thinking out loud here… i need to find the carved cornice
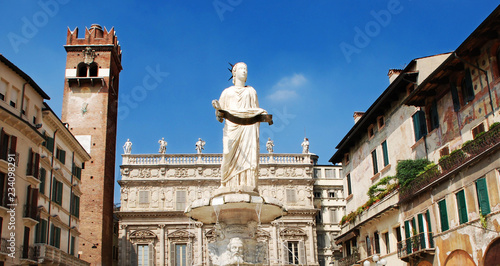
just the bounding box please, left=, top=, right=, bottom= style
left=116, top=211, right=186, bottom=219
left=168, top=230, right=195, bottom=239
left=280, top=228, right=307, bottom=237
left=130, top=230, right=156, bottom=239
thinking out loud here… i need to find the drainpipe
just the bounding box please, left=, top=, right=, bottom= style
left=68, top=152, right=75, bottom=254
left=47, top=129, right=58, bottom=244
left=19, top=83, right=27, bottom=118
left=453, top=53, right=496, bottom=117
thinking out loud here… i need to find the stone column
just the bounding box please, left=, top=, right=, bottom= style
left=308, top=221, right=316, bottom=264
left=196, top=222, right=203, bottom=265
left=159, top=224, right=165, bottom=266
left=271, top=221, right=279, bottom=264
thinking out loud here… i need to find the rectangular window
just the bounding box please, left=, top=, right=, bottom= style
left=26, top=148, right=40, bottom=178
left=456, top=190, right=468, bottom=224
left=426, top=210, right=434, bottom=248
left=0, top=130, right=17, bottom=162
left=286, top=189, right=297, bottom=203
left=325, top=169, right=335, bottom=178
left=347, top=174, right=352, bottom=195
left=366, top=235, right=372, bottom=256
left=378, top=116, right=385, bottom=129
left=0, top=80, right=6, bottom=101
left=313, top=168, right=321, bottom=178
left=417, top=213, right=426, bottom=249
left=313, top=191, right=321, bottom=198
left=176, top=191, right=186, bottom=210
left=476, top=177, right=491, bottom=215
left=429, top=100, right=439, bottom=131
left=72, top=163, right=82, bottom=180
left=139, top=191, right=150, bottom=204
left=383, top=232, right=389, bottom=254
left=381, top=141, right=389, bottom=167
left=175, top=244, right=187, bottom=266
left=70, top=236, right=75, bottom=255
left=0, top=172, right=8, bottom=208
left=438, top=199, right=449, bottom=231
left=317, top=233, right=325, bottom=248
left=39, top=168, right=46, bottom=195
left=472, top=123, right=485, bottom=139
left=330, top=208, right=337, bottom=224
left=287, top=241, right=299, bottom=265
left=10, top=88, right=18, bottom=108
left=71, top=193, right=80, bottom=218
left=462, top=68, right=475, bottom=104
left=22, top=97, right=28, bottom=116
left=22, top=227, right=30, bottom=259
left=138, top=244, right=150, bottom=266
left=412, top=110, right=427, bottom=141
left=52, top=178, right=63, bottom=205
left=50, top=224, right=61, bottom=248
left=374, top=231, right=380, bottom=254
left=35, top=219, right=48, bottom=243
left=56, top=148, right=66, bottom=164
left=328, top=192, right=335, bottom=198
left=371, top=150, right=378, bottom=175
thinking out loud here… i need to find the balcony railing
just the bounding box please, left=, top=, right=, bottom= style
left=36, top=243, right=91, bottom=266
left=0, top=238, right=8, bottom=254
left=397, top=232, right=434, bottom=260
left=122, top=153, right=316, bottom=166
left=21, top=245, right=36, bottom=261
left=399, top=124, right=500, bottom=203
left=338, top=251, right=360, bottom=266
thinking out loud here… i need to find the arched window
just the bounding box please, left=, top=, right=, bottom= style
left=89, top=63, right=98, bottom=77
left=77, top=63, right=87, bottom=77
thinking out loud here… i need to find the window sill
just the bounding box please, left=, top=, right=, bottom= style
left=380, top=164, right=391, bottom=174
left=371, top=172, right=381, bottom=182
left=346, top=194, right=353, bottom=201
left=411, top=137, right=426, bottom=150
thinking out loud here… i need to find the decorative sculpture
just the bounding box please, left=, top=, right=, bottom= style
left=123, top=139, right=132, bottom=154
left=195, top=138, right=206, bottom=154
left=212, top=62, right=272, bottom=192
left=158, top=137, right=167, bottom=154
left=301, top=137, right=309, bottom=154
left=266, top=138, right=274, bottom=153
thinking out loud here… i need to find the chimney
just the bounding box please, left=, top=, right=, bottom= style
left=353, top=112, right=365, bottom=124
left=388, top=69, right=403, bottom=84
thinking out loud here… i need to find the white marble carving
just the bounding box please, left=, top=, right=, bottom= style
left=266, top=138, right=274, bottom=153
left=158, top=137, right=167, bottom=154
left=195, top=138, right=206, bottom=154
left=123, top=139, right=132, bottom=154
left=301, top=137, right=309, bottom=154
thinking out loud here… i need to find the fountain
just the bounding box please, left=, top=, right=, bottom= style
left=185, top=62, right=286, bottom=265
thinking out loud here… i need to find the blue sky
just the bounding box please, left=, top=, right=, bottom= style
left=1, top=1, right=498, bottom=204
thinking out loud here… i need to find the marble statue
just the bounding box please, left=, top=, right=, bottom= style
left=195, top=138, right=206, bottom=154
left=123, top=139, right=132, bottom=154
left=212, top=62, right=272, bottom=192
left=266, top=138, right=274, bottom=153
left=158, top=137, right=167, bottom=154
left=301, top=138, right=309, bottom=154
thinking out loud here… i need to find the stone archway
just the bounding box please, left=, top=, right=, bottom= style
left=416, top=261, right=432, bottom=266
left=444, top=249, right=476, bottom=266
left=483, top=237, right=500, bottom=266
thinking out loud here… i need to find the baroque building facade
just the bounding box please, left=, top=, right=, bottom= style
left=117, top=151, right=344, bottom=266
left=331, top=6, right=500, bottom=266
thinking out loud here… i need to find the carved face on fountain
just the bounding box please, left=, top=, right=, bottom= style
left=229, top=237, right=244, bottom=257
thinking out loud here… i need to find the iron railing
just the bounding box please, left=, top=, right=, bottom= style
left=21, top=245, right=36, bottom=261
left=397, top=232, right=434, bottom=258
left=338, top=251, right=360, bottom=266
left=399, top=124, right=500, bottom=202
left=0, top=238, right=8, bottom=254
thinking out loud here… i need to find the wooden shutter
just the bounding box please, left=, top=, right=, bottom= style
left=41, top=219, right=47, bottom=244
left=170, top=243, right=175, bottom=266
left=298, top=240, right=305, bottom=265
left=176, top=191, right=186, bottom=210
left=347, top=174, right=352, bottom=195
left=52, top=177, right=57, bottom=202
left=450, top=83, right=461, bottom=111
left=430, top=100, right=439, bottom=130
left=60, top=149, right=66, bottom=164
left=371, top=150, right=378, bottom=175
left=425, top=210, right=434, bottom=248
left=131, top=244, right=138, bottom=265
left=382, top=141, right=389, bottom=166
left=49, top=224, right=55, bottom=245
left=417, top=213, right=425, bottom=249
left=34, top=153, right=40, bottom=179
left=404, top=220, right=411, bottom=254
left=0, top=129, right=6, bottom=158
left=438, top=199, right=449, bottom=231
left=47, top=137, right=54, bottom=153
left=27, top=148, right=33, bottom=175
left=39, top=168, right=46, bottom=194
left=31, top=189, right=38, bottom=219
left=187, top=242, right=192, bottom=266
left=456, top=190, right=468, bottom=224
left=476, top=178, right=491, bottom=215
left=57, top=181, right=63, bottom=205
left=149, top=243, right=154, bottom=266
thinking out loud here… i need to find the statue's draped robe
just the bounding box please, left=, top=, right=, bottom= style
left=219, top=86, right=266, bottom=189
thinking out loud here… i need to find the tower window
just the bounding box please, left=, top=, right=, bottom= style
left=89, top=63, right=98, bottom=77
left=77, top=63, right=87, bottom=77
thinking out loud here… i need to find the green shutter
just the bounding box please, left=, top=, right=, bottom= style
left=56, top=227, right=61, bottom=248
left=404, top=220, right=411, bottom=254
left=426, top=210, right=434, bottom=248
left=381, top=141, right=389, bottom=166
left=47, top=137, right=54, bottom=153
left=456, top=190, right=468, bottom=224
left=347, top=174, right=352, bottom=195
left=417, top=214, right=426, bottom=249
left=39, top=168, right=46, bottom=195
left=413, top=112, right=420, bottom=141
left=438, top=199, right=449, bottom=231
left=59, top=150, right=66, bottom=164
left=70, top=236, right=75, bottom=255
left=41, top=219, right=47, bottom=244
left=450, top=83, right=461, bottom=111
left=52, top=177, right=57, bottom=202
left=431, top=100, right=439, bottom=130
left=476, top=178, right=491, bottom=215
left=35, top=223, right=40, bottom=243
left=57, top=181, right=63, bottom=205
left=50, top=224, right=55, bottom=246
left=371, top=150, right=378, bottom=174
left=418, top=110, right=427, bottom=138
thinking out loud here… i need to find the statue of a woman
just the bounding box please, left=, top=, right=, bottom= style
left=212, top=62, right=272, bottom=193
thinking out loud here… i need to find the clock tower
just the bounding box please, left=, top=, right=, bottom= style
left=61, top=24, right=121, bottom=266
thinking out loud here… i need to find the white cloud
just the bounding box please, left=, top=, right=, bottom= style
left=267, top=73, right=307, bottom=101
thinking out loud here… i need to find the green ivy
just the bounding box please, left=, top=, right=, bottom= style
left=396, top=159, right=431, bottom=187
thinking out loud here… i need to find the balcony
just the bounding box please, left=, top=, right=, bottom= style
left=23, top=204, right=39, bottom=225
left=21, top=245, right=36, bottom=263
left=397, top=232, right=435, bottom=261
left=339, top=251, right=360, bottom=266
left=399, top=124, right=500, bottom=203
left=0, top=238, right=8, bottom=255
left=36, top=243, right=90, bottom=266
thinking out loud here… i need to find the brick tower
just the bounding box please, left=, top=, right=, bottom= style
left=61, top=24, right=121, bottom=266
